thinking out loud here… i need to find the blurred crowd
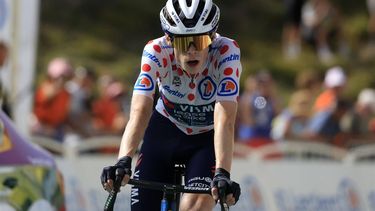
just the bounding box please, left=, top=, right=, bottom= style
left=282, top=0, right=374, bottom=62
left=236, top=67, right=375, bottom=150
left=30, top=57, right=130, bottom=143
left=0, top=0, right=374, bottom=154
left=28, top=57, right=375, bottom=153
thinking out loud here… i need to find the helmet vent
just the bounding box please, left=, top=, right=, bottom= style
left=163, top=7, right=177, bottom=27
left=203, top=5, right=216, bottom=26
left=173, top=0, right=182, bottom=17
left=183, top=0, right=205, bottom=28
left=160, top=0, right=220, bottom=35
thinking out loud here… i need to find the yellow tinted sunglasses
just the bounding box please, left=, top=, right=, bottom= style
left=172, top=34, right=212, bottom=52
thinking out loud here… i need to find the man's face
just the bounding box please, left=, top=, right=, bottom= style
left=174, top=44, right=209, bottom=74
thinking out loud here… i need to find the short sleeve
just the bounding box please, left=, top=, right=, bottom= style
left=132, top=42, right=161, bottom=99
left=216, top=39, right=242, bottom=102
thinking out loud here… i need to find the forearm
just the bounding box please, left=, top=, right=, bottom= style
left=214, top=123, right=234, bottom=171
left=214, top=101, right=237, bottom=172
left=118, top=95, right=153, bottom=159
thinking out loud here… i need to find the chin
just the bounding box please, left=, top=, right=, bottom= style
left=183, top=64, right=202, bottom=73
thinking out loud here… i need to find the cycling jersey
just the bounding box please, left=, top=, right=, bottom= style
left=133, top=34, right=242, bottom=135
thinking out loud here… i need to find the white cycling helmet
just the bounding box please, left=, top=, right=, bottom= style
left=160, top=0, right=220, bottom=36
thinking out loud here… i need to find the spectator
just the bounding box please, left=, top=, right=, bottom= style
left=304, top=99, right=351, bottom=147
left=272, top=89, right=313, bottom=141
left=362, top=0, right=375, bottom=58
left=0, top=41, right=7, bottom=67
left=237, top=71, right=280, bottom=147
left=301, top=0, right=348, bottom=63
left=97, top=73, right=115, bottom=96
left=370, top=118, right=375, bottom=133
left=295, top=69, right=322, bottom=96
left=282, top=0, right=306, bottom=59
left=65, top=66, right=97, bottom=137
left=31, top=57, right=73, bottom=142
left=236, top=75, right=256, bottom=139
left=91, top=80, right=128, bottom=136
left=284, top=90, right=313, bottom=139
left=313, top=66, right=346, bottom=113
left=368, top=0, right=375, bottom=49
left=343, top=88, right=375, bottom=147
left=0, top=41, right=12, bottom=117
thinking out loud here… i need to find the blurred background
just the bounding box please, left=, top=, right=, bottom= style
left=36, top=0, right=374, bottom=96
left=1, top=0, right=375, bottom=210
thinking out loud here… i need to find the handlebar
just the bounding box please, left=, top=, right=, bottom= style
left=128, top=179, right=211, bottom=194
left=104, top=177, right=229, bottom=211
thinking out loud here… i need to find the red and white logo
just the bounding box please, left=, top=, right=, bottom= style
left=134, top=73, right=154, bottom=91
left=218, top=78, right=238, bottom=96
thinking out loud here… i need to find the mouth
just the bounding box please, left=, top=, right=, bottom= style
left=186, top=60, right=199, bottom=67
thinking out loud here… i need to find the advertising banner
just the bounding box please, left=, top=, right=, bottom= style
left=55, top=155, right=375, bottom=211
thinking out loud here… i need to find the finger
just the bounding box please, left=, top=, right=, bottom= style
left=226, top=194, right=235, bottom=206
left=121, top=174, right=131, bottom=186
left=100, top=170, right=107, bottom=184
left=103, top=183, right=112, bottom=193
left=103, top=183, right=108, bottom=191
left=106, top=169, right=112, bottom=185
left=211, top=187, right=219, bottom=201
left=106, top=179, right=114, bottom=191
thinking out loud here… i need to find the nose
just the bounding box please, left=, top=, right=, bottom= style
left=185, top=42, right=197, bottom=54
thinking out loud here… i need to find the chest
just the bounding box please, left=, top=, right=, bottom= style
left=159, top=63, right=221, bottom=103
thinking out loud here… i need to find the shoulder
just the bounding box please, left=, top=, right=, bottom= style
left=211, top=35, right=241, bottom=53
left=210, top=35, right=241, bottom=67
left=143, top=36, right=172, bottom=53
left=141, top=36, right=172, bottom=69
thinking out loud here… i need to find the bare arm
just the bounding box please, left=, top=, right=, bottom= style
left=118, top=94, right=154, bottom=159
left=214, top=101, right=237, bottom=171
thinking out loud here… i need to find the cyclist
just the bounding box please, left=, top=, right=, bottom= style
left=101, top=0, right=241, bottom=210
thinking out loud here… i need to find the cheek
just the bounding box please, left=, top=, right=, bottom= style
left=198, top=48, right=209, bottom=61
left=174, top=51, right=184, bottom=63
left=201, top=51, right=208, bottom=61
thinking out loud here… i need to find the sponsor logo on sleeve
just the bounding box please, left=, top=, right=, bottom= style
left=218, top=78, right=238, bottom=96
left=198, top=77, right=217, bottom=100
left=142, top=50, right=162, bottom=68
left=218, top=54, right=240, bottom=68
left=134, top=73, right=154, bottom=91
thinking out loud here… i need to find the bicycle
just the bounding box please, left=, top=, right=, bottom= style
left=104, top=164, right=230, bottom=211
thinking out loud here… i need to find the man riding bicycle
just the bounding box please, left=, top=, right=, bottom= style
left=101, top=0, right=241, bottom=210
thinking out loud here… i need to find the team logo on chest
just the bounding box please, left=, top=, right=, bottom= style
left=134, top=73, right=154, bottom=91
left=198, top=77, right=216, bottom=100
left=172, top=76, right=181, bottom=87
left=218, top=77, right=238, bottom=96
